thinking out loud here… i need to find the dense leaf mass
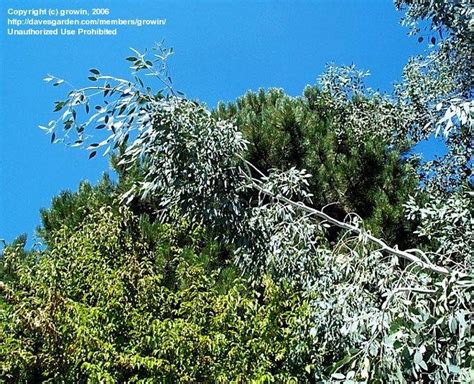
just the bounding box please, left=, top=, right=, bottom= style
left=1, top=1, right=473, bottom=382
left=214, top=87, right=420, bottom=246
left=2, top=184, right=314, bottom=382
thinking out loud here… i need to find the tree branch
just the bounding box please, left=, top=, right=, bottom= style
left=238, top=158, right=467, bottom=278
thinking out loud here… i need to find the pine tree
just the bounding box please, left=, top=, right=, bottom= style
left=214, top=87, right=421, bottom=247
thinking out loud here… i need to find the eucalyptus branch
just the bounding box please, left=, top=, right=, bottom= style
left=257, top=185, right=465, bottom=277
left=237, top=157, right=467, bottom=279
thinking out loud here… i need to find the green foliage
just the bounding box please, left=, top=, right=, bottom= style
left=405, top=186, right=474, bottom=268
left=1, top=2, right=472, bottom=383
left=38, top=174, right=115, bottom=246
left=395, top=0, right=472, bottom=192
left=24, top=30, right=471, bottom=380
left=1, top=198, right=314, bottom=382
left=213, top=87, right=420, bottom=246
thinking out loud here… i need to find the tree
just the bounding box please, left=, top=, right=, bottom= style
left=394, top=0, right=473, bottom=193
left=1, top=1, right=472, bottom=381
left=213, top=86, right=421, bottom=247
left=2, top=192, right=315, bottom=382
left=27, top=39, right=470, bottom=381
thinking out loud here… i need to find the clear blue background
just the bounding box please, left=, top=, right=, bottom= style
left=1, top=0, right=428, bottom=244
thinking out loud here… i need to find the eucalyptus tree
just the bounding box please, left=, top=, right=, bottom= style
left=4, top=1, right=470, bottom=381
left=33, top=34, right=472, bottom=380
left=394, top=0, right=472, bottom=192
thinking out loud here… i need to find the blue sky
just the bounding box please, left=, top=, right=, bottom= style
left=1, top=0, right=427, bottom=244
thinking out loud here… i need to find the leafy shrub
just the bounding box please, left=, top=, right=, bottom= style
left=1, top=198, right=315, bottom=382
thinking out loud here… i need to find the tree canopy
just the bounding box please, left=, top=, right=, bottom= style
left=1, top=1, right=472, bottom=382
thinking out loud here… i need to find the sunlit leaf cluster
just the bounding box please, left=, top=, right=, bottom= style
left=1, top=2, right=472, bottom=383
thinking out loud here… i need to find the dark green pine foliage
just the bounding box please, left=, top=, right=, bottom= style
left=38, top=152, right=155, bottom=248
left=214, top=87, right=420, bottom=247
left=37, top=174, right=116, bottom=247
